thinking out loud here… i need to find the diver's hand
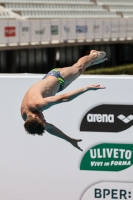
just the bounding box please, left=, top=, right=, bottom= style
left=69, top=138, right=83, bottom=151
left=87, top=84, right=106, bottom=90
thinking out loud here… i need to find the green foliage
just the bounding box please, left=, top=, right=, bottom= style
left=83, top=64, right=133, bottom=75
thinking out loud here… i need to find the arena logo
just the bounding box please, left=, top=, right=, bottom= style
left=80, top=104, right=133, bottom=132
left=117, top=114, right=133, bottom=123
left=87, top=114, right=114, bottom=123
left=81, top=182, right=133, bottom=200
left=80, top=143, right=133, bottom=172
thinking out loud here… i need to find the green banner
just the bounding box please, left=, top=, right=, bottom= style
left=51, top=25, right=58, bottom=35
left=80, top=143, right=133, bottom=172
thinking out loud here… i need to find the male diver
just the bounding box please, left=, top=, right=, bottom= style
left=21, top=50, right=107, bottom=151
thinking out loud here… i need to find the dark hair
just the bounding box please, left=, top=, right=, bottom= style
left=24, top=116, right=45, bottom=136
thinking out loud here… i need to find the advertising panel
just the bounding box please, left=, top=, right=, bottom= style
left=67, top=18, right=76, bottom=40
left=60, top=19, right=68, bottom=41
left=76, top=19, right=87, bottom=40
left=0, top=75, right=133, bottom=200
left=81, top=182, right=133, bottom=200
left=0, top=18, right=133, bottom=46
left=19, top=20, right=30, bottom=43
left=111, top=19, right=119, bottom=39
left=119, top=19, right=126, bottom=38
left=80, top=143, right=133, bottom=171
left=86, top=19, right=94, bottom=40
left=103, top=19, right=111, bottom=39
left=126, top=19, right=133, bottom=38
left=80, top=104, right=133, bottom=132
left=7, top=20, right=19, bottom=44
left=40, top=19, right=51, bottom=43
left=0, top=20, right=8, bottom=44
left=93, top=19, right=103, bottom=39
left=50, top=19, right=60, bottom=41
left=30, top=20, right=41, bottom=43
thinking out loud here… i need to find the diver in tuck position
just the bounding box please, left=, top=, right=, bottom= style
left=21, top=50, right=107, bottom=151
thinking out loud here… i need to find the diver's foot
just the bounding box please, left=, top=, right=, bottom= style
left=90, top=50, right=107, bottom=66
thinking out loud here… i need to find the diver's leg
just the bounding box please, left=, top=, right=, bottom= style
left=59, top=50, right=107, bottom=85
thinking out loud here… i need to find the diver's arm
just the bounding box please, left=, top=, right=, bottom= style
left=45, top=122, right=83, bottom=151
left=36, top=84, right=105, bottom=111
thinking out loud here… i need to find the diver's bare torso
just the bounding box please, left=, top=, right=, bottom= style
left=21, top=75, right=61, bottom=119
left=21, top=64, right=83, bottom=118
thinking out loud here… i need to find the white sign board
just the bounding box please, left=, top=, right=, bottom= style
left=19, top=20, right=30, bottom=43
left=86, top=19, right=94, bottom=40
left=103, top=19, right=111, bottom=39
left=0, top=20, right=8, bottom=44
left=30, top=20, right=41, bottom=43
left=126, top=19, right=133, bottom=38
left=119, top=19, right=126, bottom=38
left=61, top=19, right=68, bottom=41
left=111, top=19, right=119, bottom=39
left=40, top=19, right=51, bottom=43
left=7, top=20, right=19, bottom=44
left=0, top=75, right=133, bottom=200
left=67, top=19, right=76, bottom=40
left=0, top=18, right=133, bottom=45
left=76, top=19, right=87, bottom=40
left=81, top=182, right=133, bottom=200
left=50, top=19, right=60, bottom=41
left=94, top=19, right=103, bottom=39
